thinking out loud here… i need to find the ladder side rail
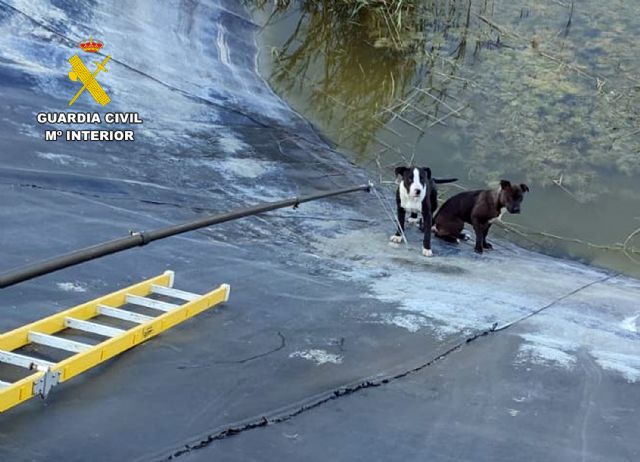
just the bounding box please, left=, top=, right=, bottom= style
left=54, top=284, right=229, bottom=382
left=0, top=272, right=174, bottom=352
left=0, top=278, right=228, bottom=413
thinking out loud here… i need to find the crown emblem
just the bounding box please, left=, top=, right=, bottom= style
left=79, top=37, right=103, bottom=53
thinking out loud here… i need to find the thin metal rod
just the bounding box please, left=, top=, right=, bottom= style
left=0, top=184, right=370, bottom=289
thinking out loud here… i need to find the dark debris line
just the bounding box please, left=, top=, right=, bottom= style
left=145, top=273, right=615, bottom=461
left=176, top=332, right=287, bottom=369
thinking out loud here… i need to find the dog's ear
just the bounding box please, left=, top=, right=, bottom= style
left=422, top=167, right=432, bottom=179
left=520, top=183, right=530, bottom=193
left=395, top=166, right=408, bottom=178
left=500, top=180, right=512, bottom=190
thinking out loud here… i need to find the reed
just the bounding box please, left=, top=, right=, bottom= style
left=249, top=0, right=422, bottom=51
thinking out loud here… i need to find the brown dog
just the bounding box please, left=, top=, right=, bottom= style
left=433, top=180, right=529, bottom=253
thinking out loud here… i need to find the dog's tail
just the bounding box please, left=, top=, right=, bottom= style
left=434, top=177, right=458, bottom=184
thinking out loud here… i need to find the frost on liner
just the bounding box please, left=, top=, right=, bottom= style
left=289, top=349, right=343, bottom=365
left=314, top=229, right=640, bottom=383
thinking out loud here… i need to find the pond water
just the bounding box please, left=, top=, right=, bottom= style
left=250, top=0, right=639, bottom=278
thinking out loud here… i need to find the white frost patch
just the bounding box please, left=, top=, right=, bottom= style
left=517, top=344, right=576, bottom=369
left=216, top=24, right=232, bottom=67
left=36, top=152, right=95, bottom=167
left=507, top=409, right=520, bottom=417
left=516, top=333, right=578, bottom=369
left=517, top=302, right=640, bottom=381
left=57, top=282, right=87, bottom=293
left=37, top=152, right=73, bottom=164
left=371, top=313, right=433, bottom=333
left=314, top=230, right=546, bottom=337
left=519, top=333, right=580, bottom=351
left=11, top=0, right=69, bottom=23
left=218, top=157, right=274, bottom=178
left=620, top=314, right=638, bottom=333
left=593, top=351, right=640, bottom=383
left=312, top=228, right=640, bottom=382
left=289, top=349, right=343, bottom=365
left=218, top=133, right=248, bottom=154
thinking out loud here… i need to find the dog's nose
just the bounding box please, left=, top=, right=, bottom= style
left=414, top=189, right=421, bottom=195
left=512, top=207, right=521, bottom=214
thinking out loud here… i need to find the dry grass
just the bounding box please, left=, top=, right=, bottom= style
left=249, top=0, right=422, bottom=51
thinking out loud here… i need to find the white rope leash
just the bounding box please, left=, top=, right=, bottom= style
left=370, top=181, right=410, bottom=249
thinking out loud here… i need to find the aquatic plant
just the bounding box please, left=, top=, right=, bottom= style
left=250, top=0, right=424, bottom=51
left=251, top=0, right=639, bottom=198
left=249, top=0, right=640, bottom=274
left=249, top=0, right=431, bottom=155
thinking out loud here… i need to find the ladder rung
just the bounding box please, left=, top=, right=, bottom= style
left=126, top=295, right=178, bottom=312
left=151, top=284, right=199, bottom=302
left=28, top=332, right=91, bottom=353
left=64, top=317, right=125, bottom=338
left=0, top=272, right=229, bottom=414
left=97, top=305, right=154, bottom=324
left=0, top=349, right=55, bottom=369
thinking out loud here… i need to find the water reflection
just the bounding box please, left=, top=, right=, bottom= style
left=252, top=0, right=640, bottom=276
left=268, top=2, right=417, bottom=154
left=258, top=0, right=501, bottom=157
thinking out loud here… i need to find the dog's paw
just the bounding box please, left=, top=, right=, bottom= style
left=389, top=234, right=404, bottom=244
left=422, top=248, right=433, bottom=257
left=408, top=216, right=419, bottom=225
left=474, top=247, right=483, bottom=254
left=483, top=242, right=493, bottom=250
left=460, top=233, right=470, bottom=241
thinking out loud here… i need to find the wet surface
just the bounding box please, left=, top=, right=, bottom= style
left=0, top=1, right=638, bottom=461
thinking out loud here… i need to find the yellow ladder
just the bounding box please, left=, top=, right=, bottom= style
left=0, top=271, right=230, bottom=413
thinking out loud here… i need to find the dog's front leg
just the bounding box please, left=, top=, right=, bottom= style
left=421, top=200, right=433, bottom=257
left=390, top=206, right=406, bottom=243
left=472, top=219, right=486, bottom=253
left=482, top=224, right=493, bottom=249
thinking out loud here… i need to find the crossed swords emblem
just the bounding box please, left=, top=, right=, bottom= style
left=68, top=54, right=112, bottom=107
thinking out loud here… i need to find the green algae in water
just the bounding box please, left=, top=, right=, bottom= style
left=250, top=0, right=640, bottom=276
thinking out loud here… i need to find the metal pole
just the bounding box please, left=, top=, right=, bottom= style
left=0, top=184, right=370, bottom=289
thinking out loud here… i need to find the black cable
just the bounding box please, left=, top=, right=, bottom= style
left=0, top=184, right=371, bottom=289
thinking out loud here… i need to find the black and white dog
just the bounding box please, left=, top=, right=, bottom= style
left=390, top=166, right=457, bottom=257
